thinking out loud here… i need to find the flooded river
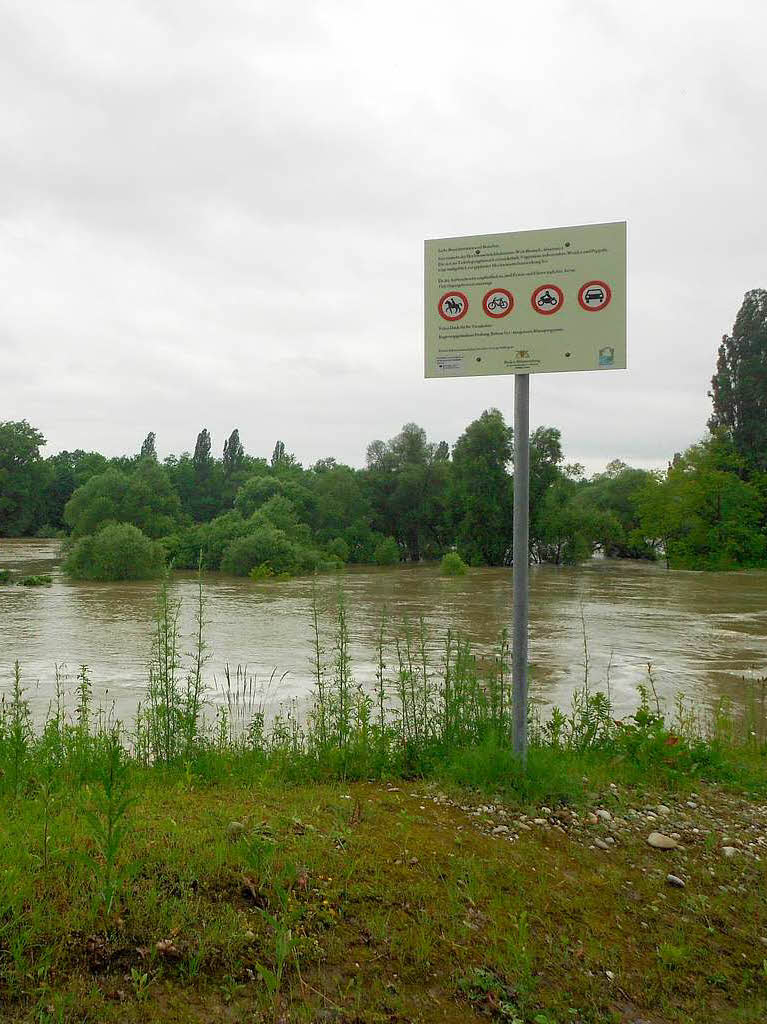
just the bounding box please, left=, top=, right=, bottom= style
left=1, top=539, right=766, bottom=727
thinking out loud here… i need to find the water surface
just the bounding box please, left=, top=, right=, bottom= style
left=1, top=539, right=765, bottom=726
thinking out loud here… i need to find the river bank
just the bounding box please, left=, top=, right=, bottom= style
left=2, top=758, right=766, bottom=1023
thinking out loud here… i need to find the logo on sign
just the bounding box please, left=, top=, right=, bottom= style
left=598, top=346, right=614, bottom=367
left=578, top=280, right=612, bottom=312
left=531, top=284, right=564, bottom=315
left=482, top=288, right=514, bottom=318
left=438, top=291, right=468, bottom=321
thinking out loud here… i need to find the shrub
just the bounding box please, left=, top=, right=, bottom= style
left=34, top=524, right=63, bottom=539
left=221, top=526, right=298, bottom=576
left=64, top=523, right=165, bottom=581
left=441, top=552, right=468, bottom=576
left=373, top=537, right=400, bottom=566
left=326, top=537, right=350, bottom=563
left=17, top=574, right=53, bottom=586
left=0, top=568, right=11, bottom=583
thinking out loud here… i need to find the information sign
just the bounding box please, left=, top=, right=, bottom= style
left=425, top=221, right=626, bottom=377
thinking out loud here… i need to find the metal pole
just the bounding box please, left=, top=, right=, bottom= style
left=512, top=372, right=530, bottom=763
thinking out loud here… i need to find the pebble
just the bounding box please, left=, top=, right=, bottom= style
left=596, top=809, right=612, bottom=822
left=492, top=825, right=510, bottom=836
left=666, top=874, right=685, bottom=888
left=226, top=821, right=246, bottom=840
left=594, top=839, right=610, bottom=850
left=533, top=818, right=547, bottom=826
left=686, top=801, right=698, bottom=809
left=722, top=846, right=738, bottom=858
left=657, top=805, right=671, bottom=816
left=647, top=832, right=679, bottom=850
left=586, top=813, right=598, bottom=825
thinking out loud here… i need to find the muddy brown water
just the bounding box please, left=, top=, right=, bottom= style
left=1, top=539, right=766, bottom=728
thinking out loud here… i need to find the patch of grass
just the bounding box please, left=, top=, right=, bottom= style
left=1, top=775, right=766, bottom=1023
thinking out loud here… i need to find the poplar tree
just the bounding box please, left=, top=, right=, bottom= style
left=708, top=288, right=767, bottom=472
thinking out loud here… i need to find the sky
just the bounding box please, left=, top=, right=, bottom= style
left=1, top=0, right=765, bottom=476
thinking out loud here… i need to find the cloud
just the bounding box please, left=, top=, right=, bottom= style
left=0, top=0, right=764, bottom=471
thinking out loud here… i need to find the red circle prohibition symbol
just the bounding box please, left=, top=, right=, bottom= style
left=482, top=288, right=514, bottom=318
left=438, top=291, right=469, bottom=321
left=578, top=280, right=612, bottom=312
left=531, top=284, right=564, bottom=315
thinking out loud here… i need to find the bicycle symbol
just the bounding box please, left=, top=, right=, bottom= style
left=537, top=289, right=559, bottom=307
left=487, top=295, right=508, bottom=311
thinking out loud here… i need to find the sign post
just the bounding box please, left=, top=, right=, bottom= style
left=425, top=221, right=627, bottom=763
left=511, top=372, right=530, bottom=762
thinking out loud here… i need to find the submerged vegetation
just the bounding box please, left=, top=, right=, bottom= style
left=0, top=575, right=766, bottom=1021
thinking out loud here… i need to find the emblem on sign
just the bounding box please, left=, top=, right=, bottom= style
left=438, top=291, right=468, bottom=321
left=598, top=346, right=615, bottom=366
left=531, top=284, right=564, bottom=315
left=482, top=288, right=514, bottom=318
left=578, top=280, right=612, bottom=312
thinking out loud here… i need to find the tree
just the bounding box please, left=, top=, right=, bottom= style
left=635, top=435, right=766, bottom=569
left=41, top=450, right=109, bottom=530
left=222, top=429, right=244, bottom=475
left=140, top=432, right=157, bottom=461
left=270, top=440, right=299, bottom=473
left=0, top=420, right=47, bottom=536
left=708, top=288, right=767, bottom=472
left=580, top=461, right=657, bottom=558
left=63, top=464, right=182, bottom=539
left=365, top=423, right=452, bottom=561
left=452, top=409, right=513, bottom=565
left=193, top=428, right=212, bottom=474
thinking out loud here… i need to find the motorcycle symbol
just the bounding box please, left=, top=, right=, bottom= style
left=536, top=289, right=559, bottom=307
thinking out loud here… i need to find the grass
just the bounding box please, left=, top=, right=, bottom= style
left=1, top=573, right=766, bottom=1022
left=1, top=773, right=766, bottom=1023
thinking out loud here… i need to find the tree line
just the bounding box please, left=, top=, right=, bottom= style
left=0, top=289, right=765, bottom=576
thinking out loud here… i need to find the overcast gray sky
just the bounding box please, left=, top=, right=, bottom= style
left=1, top=0, right=764, bottom=474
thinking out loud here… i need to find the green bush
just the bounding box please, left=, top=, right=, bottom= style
left=63, top=523, right=165, bottom=581
left=441, top=551, right=468, bottom=576
left=221, top=525, right=298, bottom=576
left=373, top=537, right=400, bottom=566
left=326, top=537, right=350, bottom=563
left=17, top=574, right=52, bottom=586
left=0, top=568, right=11, bottom=583
left=34, top=524, right=63, bottom=539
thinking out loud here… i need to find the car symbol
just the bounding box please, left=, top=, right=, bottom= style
left=584, top=288, right=604, bottom=304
